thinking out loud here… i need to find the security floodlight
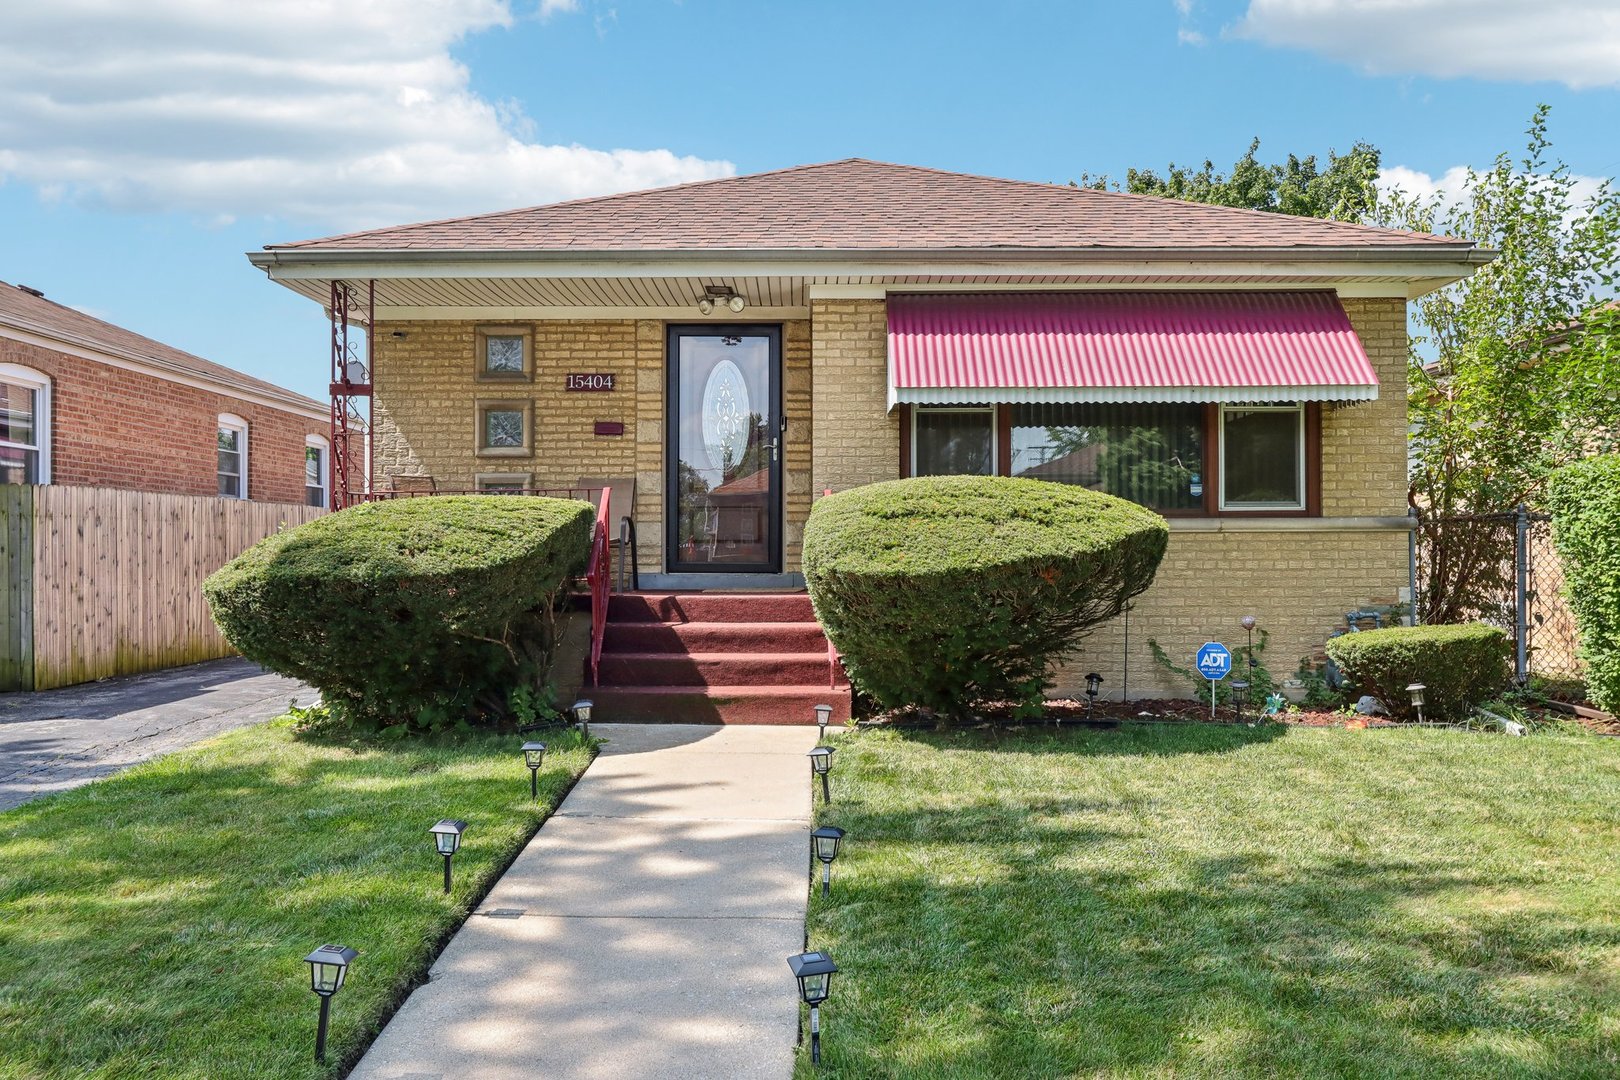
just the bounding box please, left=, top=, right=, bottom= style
left=727, top=294, right=746, bottom=313
left=1084, top=672, right=1102, bottom=713
left=697, top=298, right=715, bottom=315
left=787, top=950, right=839, bottom=1064
left=810, top=825, right=845, bottom=897
left=429, top=819, right=467, bottom=893
left=303, top=944, right=357, bottom=1062
left=522, top=741, right=547, bottom=800
left=1406, top=683, right=1426, bottom=725
left=814, top=703, right=833, bottom=738
left=573, top=699, right=593, bottom=738
left=808, top=746, right=835, bottom=803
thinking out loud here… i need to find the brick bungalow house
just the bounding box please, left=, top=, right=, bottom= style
left=0, top=280, right=334, bottom=505
left=249, top=160, right=1488, bottom=714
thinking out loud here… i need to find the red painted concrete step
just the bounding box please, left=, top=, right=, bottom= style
left=603, top=620, right=830, bottom=653
left=597, top=651, right=843, bottom=689
left=589, top=591, right=849, bottom=724
left=590, top=685, right=852, bottom=725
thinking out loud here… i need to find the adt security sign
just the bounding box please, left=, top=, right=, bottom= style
left=1196, top=642, right=1232, bottom=681
left=1196, top=642, right=1232, bottom=721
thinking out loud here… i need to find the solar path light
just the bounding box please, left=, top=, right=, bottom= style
left=810, top=825, right=845, bottom=897
left=1084, top=672, right=1102, bottom=714
left=522, top=741, right=547, bottom=801
left=303, top=944, right=357, bottom=1063
left=1406, top=683, right=1427, bottom=725
left=814, top=703, right=833, bottom=739
left=1232, top=680, right=1250, bottom=724
left=572, top=699, right=593, bottom=738
left=808, top=746, right=835, bottom=804
left=430, top=819, right=466, bottom=893
left=787, top=950, right=839, bottom=1065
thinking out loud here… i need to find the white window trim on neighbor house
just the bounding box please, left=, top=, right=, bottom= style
left=218, top=413, right=249, bottom=500
left=0, top=362, right=51, bottom=484
left=305, top=433, right=329, bottom=508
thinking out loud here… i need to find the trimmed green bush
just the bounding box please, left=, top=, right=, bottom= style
left=205, top=496, right=594, bottom=732
left=802, top=476, right=1168, bottom=719
left=1323, top=623, right=1509, bottom=721
left=1548, top=455, right=1620, bottom=711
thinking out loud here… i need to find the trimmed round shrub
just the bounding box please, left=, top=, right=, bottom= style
left=1323, top=623, right=1509, bottom=721
left=802, top=475, right=1168, bottom=718
left=1548, top=456, right=1620, bottom=710
left=204, top=496, right=594, bottom=733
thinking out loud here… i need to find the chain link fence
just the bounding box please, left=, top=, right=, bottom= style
left=1412, top=507, right=1583, bottom=691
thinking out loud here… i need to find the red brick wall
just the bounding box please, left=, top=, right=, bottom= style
left=1, top=337, right=328, bottom=504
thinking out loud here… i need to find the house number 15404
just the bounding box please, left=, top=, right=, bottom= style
left=565, top=373, right=615, bottom=391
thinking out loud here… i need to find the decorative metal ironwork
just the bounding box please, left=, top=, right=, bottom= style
left=328, top=280, right=374, bottom=509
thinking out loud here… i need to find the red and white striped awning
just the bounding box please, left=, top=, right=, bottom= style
left=886, top=291, right=1380, bottom=407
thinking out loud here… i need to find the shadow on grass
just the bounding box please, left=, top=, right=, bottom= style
left=880, top=718, right=1289, bottom=758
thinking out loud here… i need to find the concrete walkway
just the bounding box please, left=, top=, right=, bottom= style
left=350, top=723, right=820, bottom=1080
left=0, top=658, right=309, bottom=812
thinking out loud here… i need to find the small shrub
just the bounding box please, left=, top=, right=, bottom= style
left=802, top=475, right=1168, bottom=720
left=1548, top=456, right=1620, bottom=712
left=1323, top=623, right=1509, bottom=721
left=205, top=496, right=594, bottom=733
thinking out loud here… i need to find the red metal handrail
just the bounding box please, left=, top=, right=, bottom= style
left=352, top=486, right=613, bottom=686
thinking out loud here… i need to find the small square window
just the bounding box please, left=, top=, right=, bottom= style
left=1220, top=404, right=1304, bottom=510
left=476, top=400, right=531, bottom=457
left=476, top=326, right=531, bottom=381
left=477, top=472, right=532, bottom=494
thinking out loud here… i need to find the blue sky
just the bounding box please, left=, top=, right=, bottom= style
left=2, top=0, right=1617, bottom=401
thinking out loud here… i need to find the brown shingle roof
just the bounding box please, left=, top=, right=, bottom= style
left=0, top=281, right=325, bottom=415
left=268, top=158, right=1469, bottom=255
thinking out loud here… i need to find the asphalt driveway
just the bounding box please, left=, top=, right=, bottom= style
left=0, top=658, right=310, bottom=812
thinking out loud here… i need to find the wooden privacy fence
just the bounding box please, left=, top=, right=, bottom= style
left=0, top=486, right=325, bottom=692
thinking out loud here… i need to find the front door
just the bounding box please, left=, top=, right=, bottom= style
left=666, top=326, right=783, bottom=573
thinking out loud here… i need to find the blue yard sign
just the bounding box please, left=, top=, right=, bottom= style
left=1196, top=642, right=1231, bottom=721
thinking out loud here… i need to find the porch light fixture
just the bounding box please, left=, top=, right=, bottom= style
left=573, top=699, right=593, bottom=738
left=1084, top=672, right=1102, bottom=713
left=814, top=703, right=833, bottom=739
left=1406, top=683, right=1426, bottom=725
left=697, top=284, right=746, bottom=315
left=303, top=943, right=357, bottom=1063
left=788, top=950, right=838, bottom=1065
left=430, top=819, right=467, bottom=893
left=1232, top=680, right=1250, bottom=724
left=810, top=825, right=845, bottom=897
left=808, top=746, right=835, bottom=804
left=521, top=741, right=547, bottom=800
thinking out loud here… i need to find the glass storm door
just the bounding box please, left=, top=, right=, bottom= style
left=666, top=326, right=783, bottom=573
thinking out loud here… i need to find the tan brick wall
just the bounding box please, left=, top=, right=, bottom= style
left=1052, top=526, right=1408, bottom=700
left=810, top=299, right=897, bottom=496
left=375, top=318, right=812, bottom=575
left=1324, top=297, right=1409, bottom=517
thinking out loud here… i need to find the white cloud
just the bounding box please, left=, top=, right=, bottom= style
left=1234, top=0, right=1620, bottom=89
left=0, top=1, right=733, bottom=229
left=1378, top=164, right=1610, bottom=226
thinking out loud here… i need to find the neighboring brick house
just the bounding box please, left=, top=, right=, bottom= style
left=251, top=159, right=1491, bottom=705
left=0, top=280, right=333, bottom=505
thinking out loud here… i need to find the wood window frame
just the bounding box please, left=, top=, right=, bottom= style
left=1217, top=402, right=1320, bottom=515
left=906, top=404, right=999, bottom=477
left=899, top=400, right=1322, bottom=517
left=474, top=325, right=533, bottom=383
left=475, top=398, right=533, bottom=458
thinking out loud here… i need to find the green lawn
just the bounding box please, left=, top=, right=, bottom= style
left=803, top=723, right=1620, bottom=1078
left=0, top=717, right=593, bottom=1079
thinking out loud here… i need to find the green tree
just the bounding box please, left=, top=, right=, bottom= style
left=1075, top=138, right=1381, bottom=222
left=1378, top=106, right=1620, bottom=622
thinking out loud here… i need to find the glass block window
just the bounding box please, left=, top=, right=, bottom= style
left=485, top=335, right=525, bottom=375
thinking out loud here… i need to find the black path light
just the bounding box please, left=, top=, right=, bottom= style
left=522, top=741, right=547, bottom=801
left=430, top=819, right=467, bottom=893
left=810, top=825, right=845, bottom=897
left=303, top=943, right=357, bottom=1063
left=1084, top=672, right=1102, bottom=715
left=1407, top=683, right=1427, bottom=725
left=573, top=699, right=593, bottom=738
left=808, top=746, right=835, bottom=804
left=814, top=703, right=833, bottom=740
left=1232, top=680, right=1250, bottom=724
left=788, top=950, right=839, bottom=1065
